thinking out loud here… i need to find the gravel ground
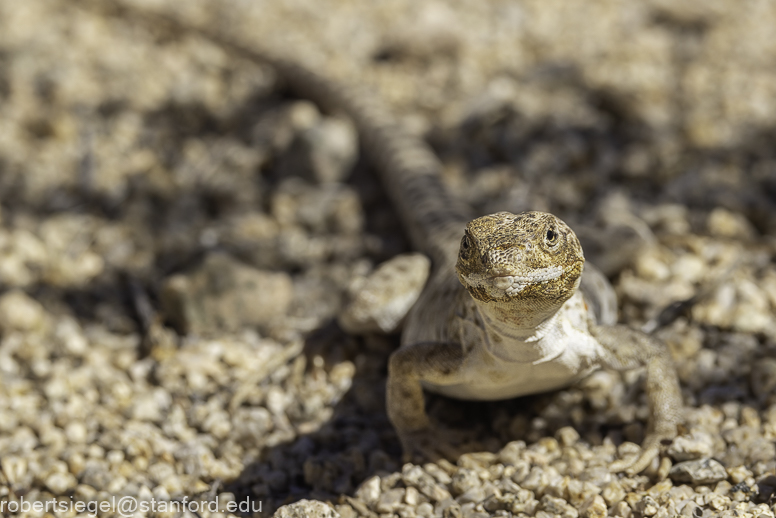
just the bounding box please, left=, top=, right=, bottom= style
left=1, top=0, right=776, bottom=517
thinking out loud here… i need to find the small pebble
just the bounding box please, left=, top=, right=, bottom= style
left=670, top=458, right=728, bottom=485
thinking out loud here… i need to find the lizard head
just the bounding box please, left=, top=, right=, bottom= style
left=455, top=211, right=584, bottom=305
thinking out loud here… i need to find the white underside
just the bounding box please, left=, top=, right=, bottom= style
left=422, top=291, right=603, bottom=400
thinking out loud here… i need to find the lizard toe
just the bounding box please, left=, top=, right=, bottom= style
left=612, top=425, right=678, bottom=474
left=609, top=447, right=659, bottom=474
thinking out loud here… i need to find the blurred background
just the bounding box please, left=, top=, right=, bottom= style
left=0, top=0, right=775, bottom=516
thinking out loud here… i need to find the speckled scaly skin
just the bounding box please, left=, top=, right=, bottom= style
left=83, top=0, right=682, bottom=473
left=391, top=211, right=681, bottom=473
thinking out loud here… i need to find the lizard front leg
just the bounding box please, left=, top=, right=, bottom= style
left=387, top=341, right=467, bottom=463
left=590, top=324, right=682, bottom=473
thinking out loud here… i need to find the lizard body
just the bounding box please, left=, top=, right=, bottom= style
left=82, top=0, right=682, bottom=473
left=419, top=288, right=601, bottom=401
left=392, top=211, right=680, bottom=472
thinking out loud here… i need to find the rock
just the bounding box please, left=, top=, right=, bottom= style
left=555, top=426, right=581, bottom=447
left=276, top=113, right=358, bottom=185
left=39, top=215, right=105, bottom=287
left=632, top=495, right=658, bottom=517
left=302, top=118, right=358, bottom=184
left=131, top=389, right=171, bottom=423
left=457, top=485, right=486, bottom=504
left=402, top=464, right=452, bottom=502
left=580, top=495, right=607, bottom=518
left=540, top=494, right=578, bottom=518
left=376, top=2, right=462, bottom=63
left=375, top=488, right=405, bottom=513
left=338, top=253, right=430, bottom=334
left=161, top=252, right=293, bottom=334
left=0, top=229, right=47, bottom=288
left=498, top=441, right=527, bottom=466
left=707, top=208, right=755, bottom=239
left=1, top=456, right=27, bottom=485
left=45, top=471, right=77, bottom=493
left=601, top=481, right=626, bottom=506
left=451, top=468, right=481, bottom=496
left=354, top=475, right=381, bottom=505
left=274, top=499, right=340, bottom=518
left=482, top=492, right=514, bottom=511
left=667, top=431, right=714, bottom=461
left=64, top=422, right=88, bottom=443
left=669, top=458, right=728, bottom=485
left=404, top=486, right=420, bottom=505
left=0, top=290, right=48, bottom=332
left=271, top=179, right=364, bottom=235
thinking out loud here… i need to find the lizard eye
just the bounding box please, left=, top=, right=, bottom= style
left=546, top=228, right=558, bottom=245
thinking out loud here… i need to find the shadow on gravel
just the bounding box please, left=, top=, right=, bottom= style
left=222, top=322, right=401, bottom=512
left=220, top=321, right=547, bottom=514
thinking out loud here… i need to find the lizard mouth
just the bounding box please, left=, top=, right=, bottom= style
left=489, top=266, right=564, bottom=296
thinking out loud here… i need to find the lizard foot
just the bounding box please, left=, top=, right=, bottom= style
left=609, top=447, right=658, bottom=474
left=609, top=433, right=667, bottom=474
left=399, top=427, right=470, bottom=464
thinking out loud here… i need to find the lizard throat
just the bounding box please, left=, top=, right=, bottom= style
left=474, top=298, right=567, bottom=363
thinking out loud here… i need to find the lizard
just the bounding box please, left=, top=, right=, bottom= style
left=76, top=0, right=683, bottom=474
